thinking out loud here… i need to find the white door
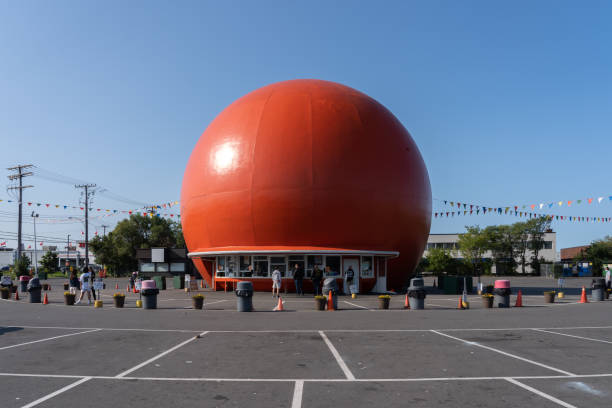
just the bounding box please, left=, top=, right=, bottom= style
left=343, top=258, right=359, bottom=294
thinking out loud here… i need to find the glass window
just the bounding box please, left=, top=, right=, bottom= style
left=254, top=257, right=269, bottom=277
left=140, top=263, right=155, bottom=272
left=361, top=256, right=373, bottom=278
left=170, top=262, right=185, bottom=272
left=325, top=256, right=340, bottom=277
left=288, top=255, right=305, bottom=278
left=270, top=256, right=287, bottom=277
left=306, top=255, right=323, bottom=278
left=156, top=263, right=169, bottom=273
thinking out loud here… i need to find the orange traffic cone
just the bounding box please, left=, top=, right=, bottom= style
left=457, top=296, right=464, bottom=309
left=43, top=293, right=49, bottom=304
left=273, top=296, right=284, bottom=311
left=48, top=285, right=51, bottom=291
left=115, top=283, right=119, bottom=290
left=404, top=293, right=410, bottom=309
left=15, top=290, right=19, bottom=301
left=126, top=284, right=130, bottom=292
left=580, top=287, right=588, bottom=303
left=327, top=290, right=335, bottom=311
left=515, top=290, right=523, bottom=307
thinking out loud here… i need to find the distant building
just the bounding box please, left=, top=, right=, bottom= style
left=425, top=232, right=557, bottom=274
left=560, top=246, right=589, bottom=262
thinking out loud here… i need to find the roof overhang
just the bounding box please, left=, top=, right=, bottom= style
left=188, top=246, right=399, bottom=259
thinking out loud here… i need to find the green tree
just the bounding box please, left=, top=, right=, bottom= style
left=90, top=214, right=184, bottom=276
left=527, top=217, right=552, bottom=275
left=483, top=225, right=517, bottom=274
left=512, top=221, right=530, bottom=275
left=426, top=247, right=454, bottom=275
left=39, top=250, right=59, bottom=275
left=457, top=226, right=488, bottom=274
left=576, top=236, right=612, bottom=276
left=13, top=255, right=31, bottom=277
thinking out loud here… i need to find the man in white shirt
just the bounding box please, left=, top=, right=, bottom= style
left=75, top=268, right=92, bottom=305
left=271, top=268, right=281, bottom=297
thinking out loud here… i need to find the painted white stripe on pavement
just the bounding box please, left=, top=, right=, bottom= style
left=0, top=329, right=101, bottom=351
left=291, top=380, right=304, bottom=408
left=19, top=377, right=92, bottom=408
left=342, top=301, right=369, bottom=310
left=430, top=330, right=575, bottom=376
left=505, top=378, right=578, bottom=408
left=115, top=331, right=208, bottom=378
left=319, top=331, right=355, bottom=380
left=533, top=329, right=612, bottom=344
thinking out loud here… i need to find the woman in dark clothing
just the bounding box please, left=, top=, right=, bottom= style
left=88, top=266, right=96, bottom=301
left=311, top=266, right=323, bottom=296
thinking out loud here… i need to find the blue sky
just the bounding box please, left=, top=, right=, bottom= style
left=0, top=0, right=610, bottom=250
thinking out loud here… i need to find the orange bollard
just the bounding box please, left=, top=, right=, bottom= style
left=404, top=293, right=410, bottom=309
left=515, top=290, right=523, bottom=307
left=43, top=293, right=49, bottom=304
left=457, top=296, right=464, bottom=309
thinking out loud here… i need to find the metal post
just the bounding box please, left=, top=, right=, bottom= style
left=75, top=184, right=95, bottom=267
left=31, top=212, right=39, bottom=276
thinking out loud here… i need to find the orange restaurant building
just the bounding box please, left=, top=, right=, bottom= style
left=181, top=79, right=431, bottom=293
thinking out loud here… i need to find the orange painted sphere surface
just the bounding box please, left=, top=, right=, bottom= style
left=181, top=79, right=431, bottom=288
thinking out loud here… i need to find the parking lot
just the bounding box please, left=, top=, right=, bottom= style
left=1, top=276, right=611, bottom=407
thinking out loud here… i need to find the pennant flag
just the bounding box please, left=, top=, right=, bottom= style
left=568, top=201, right=572, bottom=206
left=530, top=204, right=535, bottom=210
left=588, top=198, right=593, bottom=204
left=598, top=197, right=604, bottom=203
left=558, top=201, right=562, bottom=206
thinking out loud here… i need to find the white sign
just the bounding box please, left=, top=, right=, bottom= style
left=93, top=281, right=104, bottom=291
left=151, top=248, right=165, bottom=263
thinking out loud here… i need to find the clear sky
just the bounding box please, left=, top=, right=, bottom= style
left=0, top=0, right=610, bottom=251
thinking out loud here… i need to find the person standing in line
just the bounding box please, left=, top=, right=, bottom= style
left=271, top=267, right=281, bottom=297
left=89, top=266, right=97, bottom=301
left=345, top=266, right=355, bottom=295
left=75, top=267, right=92, bottom=305
left=293, top=264, right=304, bottom=295
left=311, top=265, right=323, bottom=296
left=605, top=266, right=611, bottom=290
left=69, top=271, right=80, bottom=295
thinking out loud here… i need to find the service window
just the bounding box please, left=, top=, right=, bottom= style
left=254, top=256, right=269, bottom=277
left=361, top=256, right=373, bottom=278
left=239, top=256, right=252, bottom=277
left=288, top=255, right=305, bottom=278
left=325, top=256, right=340, bottom=277
left=156, top=263, right=169, bottom=273
left=270, top=256, right=287, bottom=277
left=307, top=255, right=323, bottom=278
left=216, top=256, right=226, bottom=277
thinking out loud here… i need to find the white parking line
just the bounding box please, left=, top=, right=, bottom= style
left=533, top=329, right=612, bottom=344
left=342, top=301, right=369, bottom=310
left=319, top=331, right=355, bottom=380
left=291, top=380, right=304, bottom=408
left=19, top=377, right=92, bottom=408
left=115, top=331, right=208, bottom=378
left=0, top=329, right=102, bottom=351
left=505, top=378, right=577, bottom=408
left=430, top=330, right=575, bottom=376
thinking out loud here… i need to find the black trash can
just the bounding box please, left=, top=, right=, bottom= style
left=27, top=277, right=42, bottom=303
left=322, top=278, right=339, bottom=310
left=235, top=281, right=253, bottom=312
left=592, top=278, right=606, bottom=302
left=141, top=288, right=160, bottom=309
left=19, top=276, right=30, bottom=293
left=408, top=277, right=427, bottom=310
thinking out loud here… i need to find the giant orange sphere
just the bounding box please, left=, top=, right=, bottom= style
left=181, top=79, right=431, bottom=290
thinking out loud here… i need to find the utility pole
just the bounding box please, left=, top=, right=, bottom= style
left=75, top=184, right=96, bottom=267
left=101, top=224, right=109, bottom=236
left=7, top=164, right=33, bottom=260
left=66, top=234, right=71, bottom=275
left=31, top=212, right=39, bottom=276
